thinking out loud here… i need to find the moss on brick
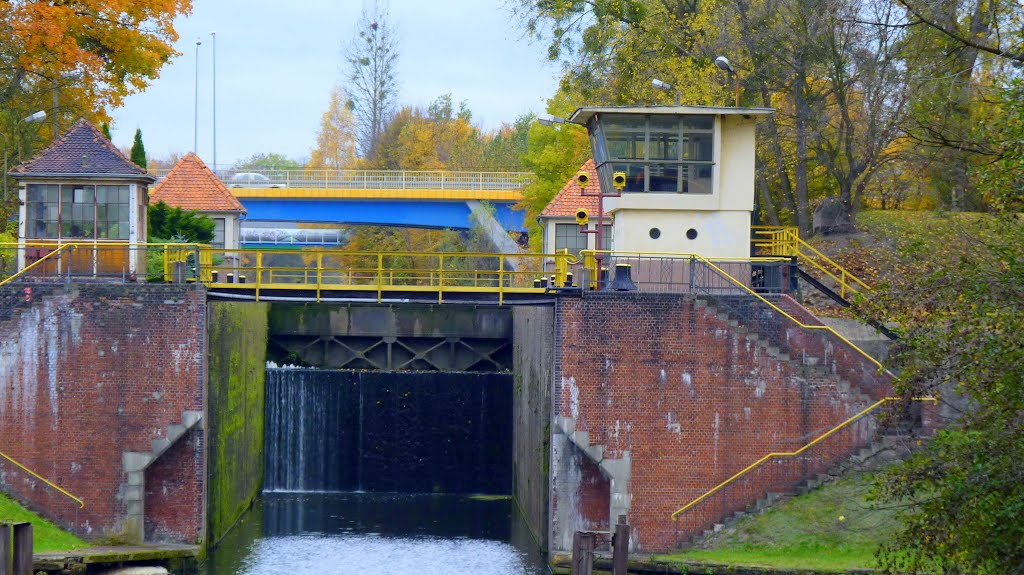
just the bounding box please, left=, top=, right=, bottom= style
left=207, top=302, right=269, bottom=546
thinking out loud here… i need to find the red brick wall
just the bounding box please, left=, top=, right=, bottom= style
left=0, top=285, right=206, bottom=544
left=551, top=293, right=892, bottom=553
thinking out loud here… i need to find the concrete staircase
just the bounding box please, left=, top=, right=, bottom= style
left=121, top=410, right=204, bottom=541
left=688, top=435, right=911, bottom=547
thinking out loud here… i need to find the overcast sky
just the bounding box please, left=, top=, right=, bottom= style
left=109, top=0, right=560, bottom=168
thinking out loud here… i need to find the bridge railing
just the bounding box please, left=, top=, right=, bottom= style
left=149, top=168, right=535, bottom=190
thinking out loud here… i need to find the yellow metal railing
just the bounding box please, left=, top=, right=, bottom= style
left=670, top=396, right=937, bottom=521
left=580, top=250, right=886, bottom=371
left=0, top=449, right=85, bottom=509
left=752, top=226, right=872, bottom=298
left=0, top=243, right=74, bottom=287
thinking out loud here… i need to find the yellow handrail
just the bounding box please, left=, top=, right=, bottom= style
left=0, top=449, right=85, bottom=509
left=581, top=250, right=888, bottom=371
left=0, top=243, right=74, bottom=287
left=670, top=396, right=937, bottom=520
left=752, top=227, right=872, bottom=298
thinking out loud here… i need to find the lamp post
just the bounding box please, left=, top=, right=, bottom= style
left=194, top=37, right=202, bottom=153
left=52, top=71, right=83, bottom=138
left=210, top=30, right=217, bottom=173
left=3, top=110, right=47, bottom=203
left=715, top=56, right=741, bottom=107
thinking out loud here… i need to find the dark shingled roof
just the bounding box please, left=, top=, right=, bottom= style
left=9, top=119, right=154, bottom=182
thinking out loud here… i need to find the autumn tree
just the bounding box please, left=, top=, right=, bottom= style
left=130, top=129, right=147, bottom=169
left=344, top=0, right=399, bottom=159
left=308, top=86, right=359, bottom=170
left=0, top=0, right=192, bottom=145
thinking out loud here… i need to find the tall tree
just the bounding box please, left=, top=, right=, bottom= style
left=308, top=86, right=359, bottom=170
left=130, top=129, right=146, bottom=169
left=234, top=153, right=304, bottom=171
left=344, top=0, right=399, bottom=160
left=101, top=122, right=112, bottom=140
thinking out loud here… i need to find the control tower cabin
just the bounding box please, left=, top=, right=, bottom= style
left=568, top=106, right=773, bottom=258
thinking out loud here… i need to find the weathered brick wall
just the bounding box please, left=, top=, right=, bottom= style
left=0, top=284, right=206, bottom=544
left=551, top=293, right=891, bottom=553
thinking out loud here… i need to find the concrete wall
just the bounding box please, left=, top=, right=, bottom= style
left=550, top=293, right=891, bottom=554
left=511, top=305, right=554, bottom=551
left=0, top=284, right=206, bottom=544
left=207, top=301, right=268, bottom=545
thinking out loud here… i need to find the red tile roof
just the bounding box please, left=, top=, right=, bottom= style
left=150, top=153, right=246, bottom=213
left=539, top=159, right=608, bottom=219
left=10, top=119, right=152, bottom=180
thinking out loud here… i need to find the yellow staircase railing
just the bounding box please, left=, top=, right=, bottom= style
left=752, top=226, right=872, bottom=298
left=670, top=396, right=936, bottom=521
left=0, top=449, right=85, bottom=509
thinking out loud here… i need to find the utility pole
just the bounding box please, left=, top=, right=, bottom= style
left=194, top=37, right=202, bottom=153
left=211, top=30, right=217, bottom=172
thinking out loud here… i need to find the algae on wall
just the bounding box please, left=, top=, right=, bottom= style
left=207, top=301, right=269, bottom=545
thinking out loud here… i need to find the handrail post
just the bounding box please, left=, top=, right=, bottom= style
left=499, top=257, right=505, bottom=305
left=438, top=254, right=444, bottom=304
left=376, top=253, right=383, bottom=304
left=316, top=253, right=323, bottom=303
left=255, top=252, right=262, bottom=302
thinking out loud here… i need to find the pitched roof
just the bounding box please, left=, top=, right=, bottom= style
left=9, top=119, right=154, bottom=181
left=539, top=159, right=608, bottom=219
left=150, top=153, right=246, bottom=213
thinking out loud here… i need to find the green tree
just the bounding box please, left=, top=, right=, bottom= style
left=130, top=128, right=146, bottom=169
left=148, top=201, right=214, bottom=243
left=234, top=153, right=303, bottom=171
left=101, top=122, right=112, bottom=140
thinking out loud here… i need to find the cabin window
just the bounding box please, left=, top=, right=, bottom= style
left=26, top=183, right=130, bottom=240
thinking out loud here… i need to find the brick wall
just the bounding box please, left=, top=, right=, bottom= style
left=551, top=292, right=892, bottom=553
left=0, top=284, right=206, bottom=544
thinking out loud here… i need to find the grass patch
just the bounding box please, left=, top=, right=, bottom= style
left=0, top=493, right=86, bottom=553
left=658, top=473, right=898, bottom=572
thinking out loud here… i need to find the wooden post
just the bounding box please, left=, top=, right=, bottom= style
left=11, top=523, right=31, bottom=575
left=612, top=515, right=629, bottom=575
left=571, top=531, right=595, bottom=575
left=0, top=523, right=12, bottom=575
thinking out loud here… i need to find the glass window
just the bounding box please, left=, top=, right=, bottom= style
left=212, top=218, right=226, bottom=248
left=591, top=114, right=715, bottom=194
left=554, top=223, right=588, bottom=256
left=26, top=184, right=59, bottom=239
left=599, top=224, right=612, bottom=251
left=61, top=185, right=94, bottom=238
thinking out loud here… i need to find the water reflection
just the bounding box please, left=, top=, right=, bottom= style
left=200, top=493, right=547, bottom=575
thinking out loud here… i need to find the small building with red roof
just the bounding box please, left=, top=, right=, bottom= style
left=150, top=153, right=246, bottom=249
left=538, top=159, right=612, bottom=255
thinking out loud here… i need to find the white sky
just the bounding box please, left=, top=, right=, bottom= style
left=110, top=0, right=560, bottom=168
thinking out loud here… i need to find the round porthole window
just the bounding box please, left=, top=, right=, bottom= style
left=649, top=228, right=661, bottom=239
left=686, top=228, right=698, bottom=240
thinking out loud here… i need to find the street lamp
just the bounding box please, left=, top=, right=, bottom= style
left=537, top=114, right=566, bottom=126
left=3, top=110, right=47, bottom=203
left=210, top=30, right=217, bottom=173
left=194, top=37, right=202, bottom=153
left=714, top=56, right=741, bottom=107
left=52, top=71, right=84, bottom=138
left=651, top=78, right=681, bottom=105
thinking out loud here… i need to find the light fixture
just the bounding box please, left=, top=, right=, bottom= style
left=537, top=114, right=566, bottom=126
left=714, top=56, right=735, bottom=73
left=652, top=78, right=681, bottom=105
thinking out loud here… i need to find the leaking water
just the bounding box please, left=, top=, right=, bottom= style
left=204, top=368, right=540, bottom=574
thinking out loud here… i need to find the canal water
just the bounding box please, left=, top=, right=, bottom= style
left=199, top=492, right=548, bottom=574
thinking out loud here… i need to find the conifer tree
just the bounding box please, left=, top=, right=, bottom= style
left=101, top=122, right=112, bottom=140
left=130, top=128, right=146, bottom=168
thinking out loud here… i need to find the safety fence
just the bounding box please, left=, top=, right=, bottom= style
left=149, top=168, right=535, bottom=191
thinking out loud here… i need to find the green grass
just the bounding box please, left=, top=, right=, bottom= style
left=0, top=493, right=86, bottom=553
left=657, top=473, right=899, bottom=572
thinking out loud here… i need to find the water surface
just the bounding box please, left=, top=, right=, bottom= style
left=200, top=492, right=547, bottom=575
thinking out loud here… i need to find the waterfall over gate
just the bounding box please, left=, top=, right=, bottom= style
left=264, top=368, right=512, bottom=494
